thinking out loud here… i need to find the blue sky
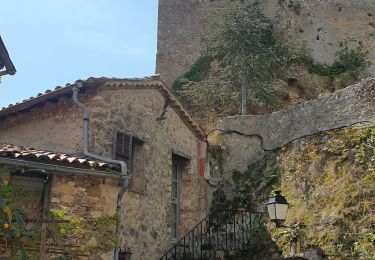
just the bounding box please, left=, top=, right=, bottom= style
left=0, top=0, right=158, bottom=108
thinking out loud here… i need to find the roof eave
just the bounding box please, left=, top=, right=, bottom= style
left=0, top=157, right=128, bottom=180
left=0, top=76, right=206, bottom=141
left=157, top=78, right=206, bottom=141
left=0, top=84, right=75, bottom=119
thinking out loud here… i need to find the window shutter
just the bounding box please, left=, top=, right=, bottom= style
left=114, top=132, right=146, bottom=193
left=115, top=132, right=132, bottom=170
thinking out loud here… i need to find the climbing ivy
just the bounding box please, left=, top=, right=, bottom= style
left=50, top=209, right=119, bottom=253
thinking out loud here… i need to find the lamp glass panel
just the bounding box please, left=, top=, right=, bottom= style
left=275, top=203, right=288, bottom=220
left=267, top=203, right=276, bottom=220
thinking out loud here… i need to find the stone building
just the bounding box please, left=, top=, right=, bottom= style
left=0, top=76, right=207, bottom=259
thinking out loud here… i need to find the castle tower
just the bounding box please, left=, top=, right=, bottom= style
left=157, top=0, right=199, bottom=86
left=156, top=0, right=231, bottom=86
left=156, top=0, right=375, bottom=86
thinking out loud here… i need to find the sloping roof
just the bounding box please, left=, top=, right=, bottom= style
left=0, top=36, right=16, bottom=76
left=0, top=75, right=205, bottom=140
left=0, top=144, right=120, bottom=172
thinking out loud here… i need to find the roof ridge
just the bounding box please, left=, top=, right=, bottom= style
left=0, top=76, right=206, bottom=140
left=1, top=75, right=162, bottom=111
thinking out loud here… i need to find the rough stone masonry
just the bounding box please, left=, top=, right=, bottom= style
left=216, top=77, right=375, bottom=193
left=156, top=0, right=375, bottom=86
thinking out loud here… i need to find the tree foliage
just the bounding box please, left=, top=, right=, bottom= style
left=0, top=170, right=38, bottom=259
left=216, top=1, right=290, bottom=104
left=173, top=1, right=367, bottom=125
left=308, top=47, right=366, bottom=89
left=175, top=1, right=299, bottom=117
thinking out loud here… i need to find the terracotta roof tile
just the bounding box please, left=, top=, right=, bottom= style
left=0, top=144, right=120, bottom=173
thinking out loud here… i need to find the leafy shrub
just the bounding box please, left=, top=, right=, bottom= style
left=173, top=54, right=214, bottom=90
left=309, top=48, right=366, bottom=88
left=0, top=169, right=39, bottom=259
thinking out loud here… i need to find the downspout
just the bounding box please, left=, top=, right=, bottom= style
left=72, top=83, right=129, bottom=260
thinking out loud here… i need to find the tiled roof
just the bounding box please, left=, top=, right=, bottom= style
left=0, top=76, right=205, bottom=140
left=0, top=144, right=120, bottom=173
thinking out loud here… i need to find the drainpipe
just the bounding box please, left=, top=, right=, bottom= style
left=72, top=83, right=127, bottom=174
left=72, top=83, right=129, bottom=260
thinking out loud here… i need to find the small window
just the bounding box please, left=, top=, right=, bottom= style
left=114, top=132, right=145, bottom=193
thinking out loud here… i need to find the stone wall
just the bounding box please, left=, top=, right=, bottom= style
left=0, top=96, right=83, bottom=154
left=49, top=175, right=119, bottom=259
left=88, top=86, right=202, bottom=259
left=156, top=0, right=230, bottom=86
left=50, top=175, right=119, bottom=220
left=0, top=168, right=119, bottom=259
left=156, top=0, right=375, bottom=86
left=216, top=77, right=375, bottom=194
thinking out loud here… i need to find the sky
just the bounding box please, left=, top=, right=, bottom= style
left=0, top=0, right=158, bottom=108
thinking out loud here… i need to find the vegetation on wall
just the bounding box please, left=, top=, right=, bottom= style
left=275, top=126, right=374, bottom=258
left=209, top=153, right=283, bottom=259
left=309, top=48, right=366, bottom=89
left=173, top=54, right=214, bottom=90
left=172, top=1, right=367, bottom=127
left=0, top=168, right=119, bottom=258
left=50, top=209, right=119, bottom=253
left=211, top=126, right=374, bottom=258
left=0, top=168, right=38, bottom=259
left=174, top=1, right=302, bottom=120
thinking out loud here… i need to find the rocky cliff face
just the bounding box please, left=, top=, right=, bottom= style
left=157, top=0, right=375, bottom=86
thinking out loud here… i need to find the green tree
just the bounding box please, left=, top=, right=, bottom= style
left=176, top=1, right=295, bottom=117
left=217, top=1, right=290, bottom=112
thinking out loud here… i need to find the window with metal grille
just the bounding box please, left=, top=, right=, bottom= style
left=114, top=132, right=145, bottom=193
left=114, top=132, right=132, bottom=167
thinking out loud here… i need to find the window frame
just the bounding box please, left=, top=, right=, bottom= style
left=170, top=154, right=189, bottom=241
left=114, top=131, right=146, bottom=193
left=171, top=159, right=181, bottom=241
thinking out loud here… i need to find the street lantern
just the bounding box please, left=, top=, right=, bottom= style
left=119, top=248, right=132, bottom=260
left=267, top=190, right=289, bottom=227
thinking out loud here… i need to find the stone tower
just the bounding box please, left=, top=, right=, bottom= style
left=156, top=0, right=232, bottom=86
left=156, top=0, right=375, bottom=87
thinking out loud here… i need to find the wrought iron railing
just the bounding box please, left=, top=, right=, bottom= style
left=159, top=209, right=261, bottom=260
